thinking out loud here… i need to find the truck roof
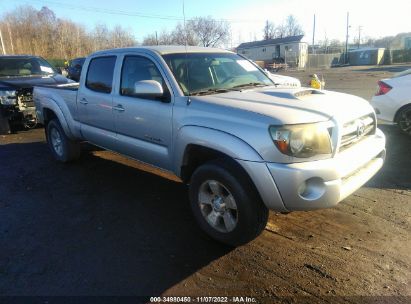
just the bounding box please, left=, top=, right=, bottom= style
left=91, top=45, right=233, bottom=56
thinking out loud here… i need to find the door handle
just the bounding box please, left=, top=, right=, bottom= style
left=79, top=98, right=88, bottom=105
left=113, top=104, right=125, bottom=112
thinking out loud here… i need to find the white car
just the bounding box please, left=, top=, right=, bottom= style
left=371, top=69, right=411, bottom=135
left=264, top=70, right=301, bottom=88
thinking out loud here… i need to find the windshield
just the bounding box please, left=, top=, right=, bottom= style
left=0, top=57, right=56, bottom=77
left=162, top=52, right=274, bottom=95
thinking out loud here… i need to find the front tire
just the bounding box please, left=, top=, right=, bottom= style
left=46, top=119, right=80, bottom=162
left=189, top=159, right=268, bottom=246
left=396, top=105, right=411, bottom=136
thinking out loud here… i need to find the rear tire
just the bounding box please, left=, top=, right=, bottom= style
left=396, top=105, right=411, bottom=136
left=46, top=119, right=80, bottom=162
left=189, top=159, right=268, bottom=246
left=0, top=111, right=11, bottom=134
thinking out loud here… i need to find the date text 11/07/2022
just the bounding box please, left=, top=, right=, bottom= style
left=149, top=296, right=257, bottom=303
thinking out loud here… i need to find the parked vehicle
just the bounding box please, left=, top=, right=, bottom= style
left=370, top=69, right=411, bottom=135
left=67, top=57, right=85, bottom=82
left=34, top=46, right=386, bottom=246
left=0, top=55, right=71, bottom=134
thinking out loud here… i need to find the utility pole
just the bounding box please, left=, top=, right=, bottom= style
left=312, top=14, right=316, bottom=54
left=345, top=12, right=349, bottom=64
left=0, top=29, right=6, bottom=55
left=357, top=26, right=363, bottom=49
left=155, top=31, right=158, bottom=45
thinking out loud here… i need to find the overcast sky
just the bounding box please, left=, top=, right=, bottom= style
left=1, top=0, right=410, bottom=47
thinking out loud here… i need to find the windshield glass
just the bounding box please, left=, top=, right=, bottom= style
left=162, top=52, right=274, bottom=95
left=0, top=57, right=56, bottom=77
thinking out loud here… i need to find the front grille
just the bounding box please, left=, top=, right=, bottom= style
left=339, top=113, right=376, bottom=151
left=17, top=90, right=34, bottom=108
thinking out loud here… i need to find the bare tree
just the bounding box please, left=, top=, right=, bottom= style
left=142, top=16, right=228, bottom=47
left=263, top=20, right=276, bottom=40
left=188, top=16, right=230, bottom=47
left=0, top=5, right=137, bottom=60
left=273, top=24, right=286, bottom=39
left=171, top=23, right=197, bottom=45
left=110, top=25, right=135, bottom=48
left=283, top=15, right=304, bottom=37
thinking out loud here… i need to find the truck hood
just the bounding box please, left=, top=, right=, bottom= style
left=266, top=72, right=301, bottom=88
left=0, top=74, right=71, bottom=89
left=193, top=87, right=373, bottom=124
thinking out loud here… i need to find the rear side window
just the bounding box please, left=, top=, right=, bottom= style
left=86, top=56, right=116, bottom=93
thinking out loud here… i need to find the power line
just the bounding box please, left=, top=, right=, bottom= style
left=23, top=0, right=186, bottom=20
left=19, top=0, right=263, bottom=23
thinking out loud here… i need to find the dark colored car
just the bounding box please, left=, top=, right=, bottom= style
left=0, top=55, right=71, bottom=134
left=67, top=57, right=86, bottom=82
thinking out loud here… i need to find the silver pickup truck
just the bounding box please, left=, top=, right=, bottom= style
left=34, top=46, right=386, bottom=246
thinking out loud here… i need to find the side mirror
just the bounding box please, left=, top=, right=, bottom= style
left=134, top=80, right=164, bottom=97
left=56, top=67, right=62, bottom=74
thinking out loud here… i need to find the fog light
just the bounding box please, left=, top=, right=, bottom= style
left=298, top=177, right=326, bottom=201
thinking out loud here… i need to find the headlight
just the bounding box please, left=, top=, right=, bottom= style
left=0, top=90, right=17, bottom=105
left=269, top=123, right=333, bottom=158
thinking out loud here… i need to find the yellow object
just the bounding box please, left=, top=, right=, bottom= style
left=310, top=78, right=321, bottom=89
left=309, top=74, right=325, bottom=90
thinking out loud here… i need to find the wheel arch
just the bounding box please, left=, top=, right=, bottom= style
left=174, top=126, right=263, bottom=182
left=42, top=103, right=74, bottom=139
left=394, top=102, right=411, bottom=123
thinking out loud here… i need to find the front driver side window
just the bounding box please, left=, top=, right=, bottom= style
left=120, top=56, right=169, bottom=100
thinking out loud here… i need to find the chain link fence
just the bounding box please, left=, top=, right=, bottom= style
left=306, top=53, right=343, bottom=70
left=284, top=51, right=344, bottom=70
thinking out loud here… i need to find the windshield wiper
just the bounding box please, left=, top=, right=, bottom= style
left=232, top=82, right=268, bottom=89
left=190, top=88, right=236, bottom=96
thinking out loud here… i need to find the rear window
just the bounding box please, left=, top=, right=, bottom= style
left=86, top=56, right=116, bottom=93
left=70, top=58, right=85, bottom=68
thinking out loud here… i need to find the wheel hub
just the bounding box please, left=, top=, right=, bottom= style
left=198, top=180, right=238, bottom=233
left=212, top=196, right=226, bottom=213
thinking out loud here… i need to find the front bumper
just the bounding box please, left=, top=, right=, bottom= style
left=265, top=129, right=386, bottom=211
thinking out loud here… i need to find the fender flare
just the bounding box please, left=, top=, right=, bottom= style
left=173, top=125, right=263, bottom=174
left=41, top=97, right=76, bottom=139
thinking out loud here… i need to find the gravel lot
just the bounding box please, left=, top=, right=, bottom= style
left=0, top=65, right=410, bottom=303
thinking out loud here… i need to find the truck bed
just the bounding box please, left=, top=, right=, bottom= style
left=34, top=84, right=79, bottom=125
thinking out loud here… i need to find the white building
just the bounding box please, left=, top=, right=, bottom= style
left=237, top=35, right=308, bottom=68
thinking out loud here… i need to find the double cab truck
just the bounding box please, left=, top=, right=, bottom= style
left=34, top=46, right=386, bottom=246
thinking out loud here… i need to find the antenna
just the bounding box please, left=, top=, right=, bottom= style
left=183, top=0, right=191, bottom=104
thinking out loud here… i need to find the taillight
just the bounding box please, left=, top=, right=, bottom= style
left=375, top=81, right=392, bottom=96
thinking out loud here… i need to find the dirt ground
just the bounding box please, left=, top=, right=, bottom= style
left=278, top=64, right=411, bottom=100
left=0, top=65, right=410, bottom=303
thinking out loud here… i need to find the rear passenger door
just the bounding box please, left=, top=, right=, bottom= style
left=78, top=56, right=117, bottom=149
left=112, top=55, right=173, bottom=170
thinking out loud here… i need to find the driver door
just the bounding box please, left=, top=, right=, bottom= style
left=112, top=55, right=174, bottom=171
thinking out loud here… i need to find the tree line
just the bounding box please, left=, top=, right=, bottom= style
left=142, top=16, right=230, bottom=48
left=0, top=6, right=135, bottom=60
left=0, top=5, right=404, bottom=61
left=0, top=6, right=232, bottom=59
